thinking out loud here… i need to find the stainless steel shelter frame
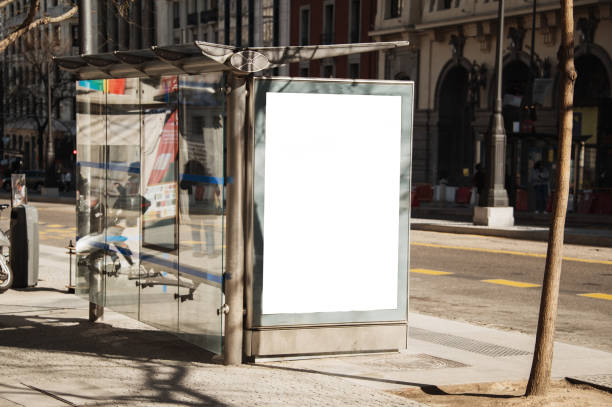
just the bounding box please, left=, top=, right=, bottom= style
left=57, top=41, right=412, bottom=365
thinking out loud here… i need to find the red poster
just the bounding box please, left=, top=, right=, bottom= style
left=147, top=111, right=177, bottom=186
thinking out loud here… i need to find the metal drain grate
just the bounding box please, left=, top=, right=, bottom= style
left=409, top=327, right=531, bottom=357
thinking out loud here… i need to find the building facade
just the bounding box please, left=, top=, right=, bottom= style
left=158, top=1, right=291, bottom=74
left=372, top=0, right=612, bottom=211
left=0, top=0, right=79, bottom=174
left=289, top=0, right=378, bottom=79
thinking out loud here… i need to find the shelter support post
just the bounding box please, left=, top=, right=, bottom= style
left=243, top=77, right=255, bottom=358
left=89, top=302, right=103, bottom=322
left=224, top=72, right=248, bottom=365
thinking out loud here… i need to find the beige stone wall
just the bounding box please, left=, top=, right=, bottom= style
left=421, top=3, right=612, bottom=113
left=373, top=1, right=612, bottom=184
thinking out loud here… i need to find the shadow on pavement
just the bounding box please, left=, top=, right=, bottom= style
left=11, top=286, right=74, bottom=294
left=0, top=311, right=227, bottom=406
left=253, top=362, right=439, bottom=389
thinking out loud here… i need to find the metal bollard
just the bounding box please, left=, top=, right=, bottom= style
left=66, top=239, right=75, bottom=293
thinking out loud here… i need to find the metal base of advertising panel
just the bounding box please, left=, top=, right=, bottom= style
left=245, top=323, right=408, bottom=359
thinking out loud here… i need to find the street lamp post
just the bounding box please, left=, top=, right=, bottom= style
left=474, top=0, right=514, bottom=226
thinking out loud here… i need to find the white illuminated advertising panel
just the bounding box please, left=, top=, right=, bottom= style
left=262, top=92, right=402, bottom=314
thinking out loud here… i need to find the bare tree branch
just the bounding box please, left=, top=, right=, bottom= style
left=0, top=0, right=18, bottom=10
left=0, top=1, right=77, bottom=54
left=17, top=0, right=40, bottom=32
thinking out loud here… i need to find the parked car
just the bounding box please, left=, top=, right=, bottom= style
left=2, top=170, right=46, bottom=193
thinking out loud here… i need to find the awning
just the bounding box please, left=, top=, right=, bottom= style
left=54, top=41, right=410, bottom=79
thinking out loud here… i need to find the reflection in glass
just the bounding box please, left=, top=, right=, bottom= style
left=139, top=76, right=180, bottom=332
left=104, top=78, right=141, bottom=318
left=74, top=75, right=226, bottom=353
left=75, top=80, right=107, bottom=306
left=177, top=73, right=225, bottom=353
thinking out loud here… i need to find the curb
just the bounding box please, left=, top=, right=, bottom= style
left=566, top=376, right=612, bottom=394
left=410, top=222, right=612, bottom=248
left=412, top=207, right=612, bottom=227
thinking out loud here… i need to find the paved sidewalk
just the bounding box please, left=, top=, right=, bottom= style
left=411, top=217, right=612, bottom=247
left=0, top=244, right=610, bottom=406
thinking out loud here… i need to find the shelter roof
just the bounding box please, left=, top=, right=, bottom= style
left=55, top=41, right=410, bottom=79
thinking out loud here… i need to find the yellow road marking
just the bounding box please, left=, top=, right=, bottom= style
left=411, top=242, right=612, bottom=266
left=482, top=279, right=540, bottom=288
left=411, top=268, right=453, bottom=276
left=578, top=293, right=612, bottom=301
left=46, top=224, right=67, bottom=228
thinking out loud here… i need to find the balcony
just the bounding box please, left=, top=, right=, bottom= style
left=201, top=9, right=219, bottom=24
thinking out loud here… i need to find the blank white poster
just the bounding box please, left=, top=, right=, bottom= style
left=262, top=92, right=402, bottom=314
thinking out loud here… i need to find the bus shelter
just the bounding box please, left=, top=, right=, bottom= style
left=56, top=41, right=414, bottom=364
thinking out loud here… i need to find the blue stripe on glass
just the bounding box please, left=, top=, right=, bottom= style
left=106, top=235, right=128, bottom=243
left=179, top=173, right=224, bottom=185
left=140, top=254, right=222, bottom=285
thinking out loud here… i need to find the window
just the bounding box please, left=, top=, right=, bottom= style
left=385, top=0, right=402, bottom=19
left=323, top=64, right=334, bottom=78
left=349, top=63, right=360, bottom=79
left=349, top=0, right=360, bottom=43
left=322, top=2, right=334, bottom=44
left=71, top=25, right=79, bottom=47
left=299, top=7, right=310, bottom=46
left=299, top=66, right=309, bottom=77
left=438, top=0, right=452, bottom=10
left=188, top=0, right=198, bottom=25
left=262, top=0, right=275, bottom=45
left=54, top=25, right=61, bottom=43
left=173, top=2, right=180, bottom=28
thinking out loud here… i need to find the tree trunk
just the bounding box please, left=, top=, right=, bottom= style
left=525, top=0, right=576, bottom=397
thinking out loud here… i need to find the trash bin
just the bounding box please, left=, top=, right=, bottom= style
left=10, top=205, right=39, bottom=288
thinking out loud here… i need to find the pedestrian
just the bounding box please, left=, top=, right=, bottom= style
left=64, top=170, right=72, bottom=192
left=531, top=161, right=549, bottom=213
left=473, top=163, right=485, bottom=205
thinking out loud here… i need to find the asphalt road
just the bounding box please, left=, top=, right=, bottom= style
left=0, top=199, right=76, bottom=248
left=2, top=200, right=610, bottom=353
left=410, top=230, right=612, bottom=353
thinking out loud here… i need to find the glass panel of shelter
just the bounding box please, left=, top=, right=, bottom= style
left=75, top=80, right=107, bottom=307
left=176, top=73, right=225, bottom=353
left=76, top=75, right=225, bottom=353
left=139, top=76, right=180, bottom=333
left=104, top=78, right=141, bottom=320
